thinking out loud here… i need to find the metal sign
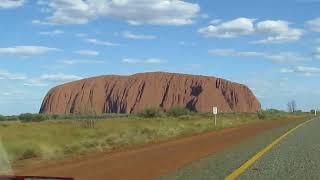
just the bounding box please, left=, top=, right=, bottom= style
left=213, top=107, right=218, bottom=127
left=213, top=107, right=218, bottom=115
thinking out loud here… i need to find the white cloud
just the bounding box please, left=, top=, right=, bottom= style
left=199, top=18, right=304, bottom=44
left=306, top=17, right=320, bottom=32
left=39, top=29, right=64, bottom=36
left=35, top=0, right=200, bottom=25
left=209, top=49, right=263, bottom=57
left=0, top=0, right=25, bottom=9
left=75, top=50, right=99, bottom=56
left=264, top=52, right=306, bottom=63
left=122, top=31, right=156, bottom=40
left=122, top=58, right=165, bottom=64
left=0, top=70, right=27, bottom=80
left=252, top=20, right=304, bottom=44
left=313, top=47, right=320, bottom=59
left=280, top=68, right=294, bottom=73
left=0, top=45, right=60, bottom=56
left=60, top=59, right=105, bottom=65
left=179, top=41, right=196, bottom=46
left=85, top=38, right=120, bottom=46
left=61, top=60, right=77, bottom=65
left=24, top=73, right=83, bottom=87
left=23, top=79, right=48, bottom=87
left=198, top=17, right=255, bottom=38
left=280, top=66, right=320, bottom=76
left=32, top=19, right=55, bottom=25
left=209, top=19, right=221, bottom=24
left=0, top=91, right=24, bottom=96
left=199, top=13, right=209, bottom=19
left=144, top=58, right=164, bottom=64
left=39, top=73, right=83, bottom=82
left=75, top=33, right=87, bottom=37
left=209, top=48, right=306, bottom=63
left=122, top=58, right=140, bottom=64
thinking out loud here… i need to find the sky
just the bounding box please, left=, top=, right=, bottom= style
left=0, top=0, right=320, bottom=115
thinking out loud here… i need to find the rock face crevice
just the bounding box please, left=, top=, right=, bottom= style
left=39, top=72, right=261, bottom=114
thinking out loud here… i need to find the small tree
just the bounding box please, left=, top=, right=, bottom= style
left=287, top=100, right=297, bottom=112
left=257, top=110, right=267, bottom=119
left=0, top=115, right=6, bottom=121
left=167, top=106, right=190, bottom=117
left=138, top=107, right=163, bottom=118
left=18, top=113, right=47, bottom=122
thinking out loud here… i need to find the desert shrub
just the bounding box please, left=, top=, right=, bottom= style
left=0, top=123, right=8, bottom=127
left=0, top=115, right=6, bottom=121
left=51, top=114, right=60, bottom=120
left=18, top=113, right=48, bottom=122
left=19, top=146, right=41, bottom=160
left=6, top=116, right=18, bottom=121
left=18, top=113, right=34, bottom=122
left=265, top=109, right=286, bottom=114
left=63, top=143, right=83, bottom=155
left=138, top=107, right=163, bottom=118
left=257, top=110, right=267, bottom=119
left=80, top=139, right=100, bottom=149
left=167, top=106, right=190, bottom=117
left=139, top=128, right=157, bottom=137
left=178, top=115, right=193, bottom=120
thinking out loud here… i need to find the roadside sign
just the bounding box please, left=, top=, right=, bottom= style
left=213, top=107, right=218, bottom=127
left=213, top=107, right=218, bottom=115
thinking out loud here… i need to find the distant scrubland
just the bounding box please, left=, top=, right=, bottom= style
left=0, top=108, right=313, bottom=165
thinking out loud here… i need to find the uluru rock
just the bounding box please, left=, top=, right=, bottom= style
left=39, top=72, right=261, bottom=114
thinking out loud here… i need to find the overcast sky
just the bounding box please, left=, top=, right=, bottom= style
left=0, top=0, right=320, bottom=115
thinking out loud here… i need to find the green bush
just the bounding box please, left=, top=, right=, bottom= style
left=5, top=116, right=18, bottom=121
left=19, top=147, right=40, bottom=160
left=63, top=143, right=82, bottom=155
left=257, top=110, right=267, bottom=119
left=167, top=106, right=190, bottom=117
left=0, top=115, right=6, bottom=121
left=265, top=109, right=285, bottom=114
left=51, top=114, right=60, bottom=120
left=18, top=113, right=48, bottom=122
left=138, top=107, right=163, bottom=118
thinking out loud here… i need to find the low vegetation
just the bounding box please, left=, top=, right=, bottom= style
left=137, top=107, right=163, bottom=118
left=0, top=115, right=6, bottom=121
left=0, top=109, right=313, bottom=166
left=167, top=106, right=191, bottom=117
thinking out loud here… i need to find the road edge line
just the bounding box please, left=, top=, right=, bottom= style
left=224, top=118, right=316, bottom=180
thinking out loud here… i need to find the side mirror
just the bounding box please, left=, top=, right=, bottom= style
left=0, top=176, right=74, bottom=180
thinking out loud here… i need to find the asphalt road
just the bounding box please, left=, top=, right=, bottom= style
left=160, top=118, right=317, bottom=180
left=239, top=117, right=320, bottom=180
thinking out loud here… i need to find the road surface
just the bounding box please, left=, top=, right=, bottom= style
left=161, top=118, right=318, bottom=180
left=239, top=117, right=320, bottom=179
left=17, top=119, right=298, bottom=180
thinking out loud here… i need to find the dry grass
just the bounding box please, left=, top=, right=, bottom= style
left=0, top=112, right=312, bottom=164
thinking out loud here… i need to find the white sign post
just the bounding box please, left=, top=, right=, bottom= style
left=213, top=107, right=218, bottom=127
